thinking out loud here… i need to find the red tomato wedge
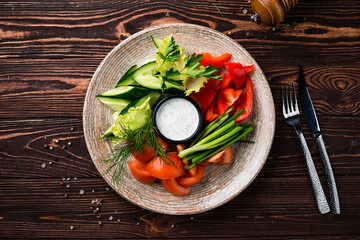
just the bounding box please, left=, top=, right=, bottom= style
left=200, top=149, right=225, bottom=165
left=200, top=52, right=232, bottom=68
left=131, top=136, right=169, bottom=162
left=145, top=152, right=184, bottom=179
left=157, top=136, right=170, bottom=152
left=128, top=160, right=156, bottom=184
left=217, top=88, right=243, bottom=115
left=200, top=146, right=233, bottom=165
left=235, top=74, right=253, bottom=122
left=161, top=179, right=191, bottom=196
left=222, top=146, right=233, bottom=164
left=177, top=165, right=206, bottom=187
left=131, top=144, right=154, bottom=162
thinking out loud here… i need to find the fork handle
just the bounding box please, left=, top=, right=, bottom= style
left=296, top=130, right=330, bottom=214
left=316, top=135, right=341, bottom=214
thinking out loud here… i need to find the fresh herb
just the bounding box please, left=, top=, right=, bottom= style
left=156, top=36, right=180, bottom=69
left=102, top=119, right=173, bottom=186
left=155, top=38, right=223, bottom=92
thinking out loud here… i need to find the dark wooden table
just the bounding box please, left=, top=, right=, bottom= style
left=1, top=0, right=359, bottom=239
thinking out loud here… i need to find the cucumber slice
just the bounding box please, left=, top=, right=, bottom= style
left=96, top=96, right=131, bottom=112
left=116, top=65, right=139, bottom=87
left=116, top=77, right=138, bottom=86
left=152, top=37, right=162, bottom=48
left=132, top=61, right=184, bottom=92
left=120, top=91, right=161, bottom=115
left=132, top=61, right=162, bottom=89
left=97, top=86, right=151, bottom=100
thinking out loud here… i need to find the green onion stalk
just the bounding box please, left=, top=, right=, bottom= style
left=178, top=108, right=254, bottom=169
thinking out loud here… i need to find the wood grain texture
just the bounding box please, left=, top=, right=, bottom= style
left=0, top=116, right=359, bottom=178
left=0, top=177, right=359, bottom=239
left=0, top=0, right=359, bottom=238
left=0, top=1, right=359, bottom=119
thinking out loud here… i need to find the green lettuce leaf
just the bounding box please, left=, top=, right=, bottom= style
left=105, top=97, right=152, bottom=142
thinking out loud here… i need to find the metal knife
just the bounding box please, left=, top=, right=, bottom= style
left=298, top=66, right=340, bottom=214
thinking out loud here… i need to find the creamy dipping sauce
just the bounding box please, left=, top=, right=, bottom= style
left=155, top=97, right=200, bottom=141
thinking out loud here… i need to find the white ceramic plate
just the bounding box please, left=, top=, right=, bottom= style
left=83, top=23, right=275, bottom=215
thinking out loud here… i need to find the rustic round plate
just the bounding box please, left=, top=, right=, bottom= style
left=83, top=23, right=275, bottom=215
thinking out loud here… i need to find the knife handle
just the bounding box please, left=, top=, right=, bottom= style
left=316, top=135, right=341, bottom=214
left=296, top=130, right=330, bottom=214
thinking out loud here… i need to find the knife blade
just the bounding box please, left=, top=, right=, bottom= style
left=297, top=66, right=341, bottom=214
left=298, top=66, right=321, bottom=138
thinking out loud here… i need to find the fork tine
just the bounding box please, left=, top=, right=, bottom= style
left=281, top=85, right=286, bottom=115
left=285, top=84, right=290, bottom=114
left=292, top=82, right=299, bottom=113
left=288, top=83, right=294, bottom=112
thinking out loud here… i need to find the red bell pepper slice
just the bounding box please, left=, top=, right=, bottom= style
left=225, top=63, right=255, bottom=89
left=217, top=88, right=243, bottom=115
left=205, top=95, right=218, bottom=122
left=225, top=62, right=246, bottom=89
left=220, top=73, right=232, bottom=89
left=244, top=65, right=255, bottom=74
left=235, top=74, right=253, bottom=122
left=200, top=52, right=232, bottom=68
left=196, top=78, right=221, bottom=113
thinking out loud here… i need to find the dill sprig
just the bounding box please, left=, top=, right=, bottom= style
left=102, top=119, right=174, bottom=186
left=102, top=143, right=131, bottom=186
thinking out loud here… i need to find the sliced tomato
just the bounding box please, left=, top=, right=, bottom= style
left=222, top=146, right=233, bottom=164
left=128, top=160, right=156, bottom=184
left=131, top=144, right=154, bottom=162
left=157, top=136, right=170, bottom=152
left=235, top=74, right=253, bottom=122
left=200, top=149, right=225, bottom=165
left=217, top=88, right=243, bottom=115
left=187, top=164, right=198, bottom=176
left=131, top=136, right=169, bottom=162
left=196, top=78, right=221, bottom=113
left=177, top=165, right=205, bottom=187
left=161, top=178, right=191, bottom=196
left=145, top=152, right=184, bottom=179
left=200, top=52, right=232, bottom=68
left=199, top=146, right=233, bottom=165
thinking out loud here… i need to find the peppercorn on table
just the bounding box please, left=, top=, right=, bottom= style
left=0, top=0, right=359, bottom=239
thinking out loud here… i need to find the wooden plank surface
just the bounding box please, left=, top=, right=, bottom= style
left=0, top=0, right=359, bottom=239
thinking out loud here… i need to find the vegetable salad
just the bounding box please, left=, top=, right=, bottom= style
left=97, top=35, right=254, bottom=196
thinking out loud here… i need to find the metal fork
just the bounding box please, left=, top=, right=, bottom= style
left=281, top=83, right=330, bottom=214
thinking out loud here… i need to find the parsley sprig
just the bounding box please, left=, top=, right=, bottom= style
left=157, top=36, right=180, bottom=69
left=155, top=37, right=223, bottom=91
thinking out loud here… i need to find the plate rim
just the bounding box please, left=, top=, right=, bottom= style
left=83, top=23, right=275, bottom=215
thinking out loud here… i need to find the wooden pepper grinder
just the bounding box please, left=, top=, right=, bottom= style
left=250, top=0, right=299, bottom=25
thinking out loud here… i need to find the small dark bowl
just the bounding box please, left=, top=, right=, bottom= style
left=152, top=94, right=203, bottom=144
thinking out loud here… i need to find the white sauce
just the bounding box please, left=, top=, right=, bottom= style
left=156, top=97, right=200, bottom=141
